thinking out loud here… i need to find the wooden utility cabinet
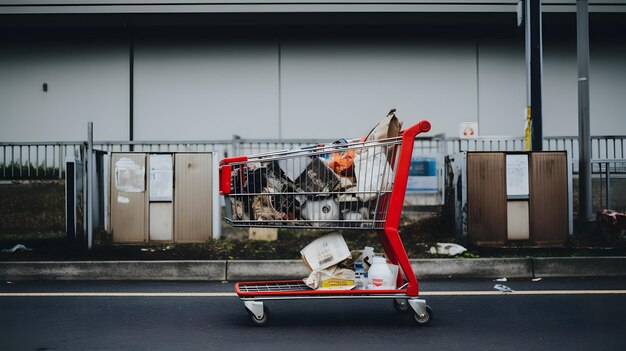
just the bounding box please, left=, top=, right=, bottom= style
left=110, top=153, right=148, bottom=243
left=174, top=153, right=213, bottom=243
left=467, top=153, right=507, bottom=245
left=466, top=151, right=569, bottom=246
left=109, top=152, right=215, bottom=243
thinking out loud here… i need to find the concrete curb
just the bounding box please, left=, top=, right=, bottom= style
left=533, top=257, right=626, bottom=278
left=0, top=257, right=624, bottom=281
left=227, top=260, right=310, bottom=281
left=0, top=260, right=226, bottom=281
left=410, top=258, right=533, bottom=279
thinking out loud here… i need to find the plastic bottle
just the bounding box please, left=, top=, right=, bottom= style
left=367, top=256, right=394, bottom=290
left=362, top=246, right=375, bottom=270
left=354, top=260, right=367, bottom=290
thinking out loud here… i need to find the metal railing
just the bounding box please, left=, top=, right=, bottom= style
left=0, top=142, right=83, bottom=179
left=2, top=135, right=625, bottom=180
left=590, top=160, right=626, bottom=211
left=446, top=135, right=626, bottom=159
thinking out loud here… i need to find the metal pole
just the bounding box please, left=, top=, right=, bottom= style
left=605, top=162, right=611, bottom=210
left=530, top=0, right=543, bottom=151
left=524, top=0, right=532, bottom=150
left=129, top=34, right=135, bottom=152
left=88, top=122, right=94, bottom=249
left=577, top=0, right=593, bottom=220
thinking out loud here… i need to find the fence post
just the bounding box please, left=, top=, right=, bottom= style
left=59, top=143, right=63, bottom=179
left=605, top=162, right=611, bottom=209
left=87, top=123, right=94, bottom=250
left=232, top=135, right=241, bottom=158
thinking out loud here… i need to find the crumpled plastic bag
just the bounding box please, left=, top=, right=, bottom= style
left=2, top=244, right=29, bottom=253
left=494, top=284, right=514, bottom=292
left=304, top=265, right=355, bottom=290
left=429, top=243, right=467, bottom=256
left=252, top=189, right=285, bottom=221
left=351, top=150, right=393, bottom=202
left=328, top=149, right=355, bottom=178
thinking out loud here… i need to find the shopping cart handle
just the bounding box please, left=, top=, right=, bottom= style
left=220, top=156, right=248, bottom=166
left=418, top=120, right=431, bottom=133
left=399, top=120, right=431, bottom=137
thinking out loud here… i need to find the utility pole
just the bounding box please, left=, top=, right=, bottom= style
left=577, top=0, right=593, bottom=221
left=529, top=0, right=543, bottom=151
left=87, top=122, right=94, bottom=250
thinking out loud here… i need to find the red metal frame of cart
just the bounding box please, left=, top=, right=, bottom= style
left=220, top=120, right=432, bottom=325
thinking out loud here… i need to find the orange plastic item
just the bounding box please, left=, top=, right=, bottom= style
left=328, top=149, right=355, bottom=176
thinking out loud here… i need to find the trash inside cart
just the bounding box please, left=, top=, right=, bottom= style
left=220, top=115, right=433, bottom=326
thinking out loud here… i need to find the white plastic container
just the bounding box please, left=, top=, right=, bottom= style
left=367, top=256, right=394, bottom=289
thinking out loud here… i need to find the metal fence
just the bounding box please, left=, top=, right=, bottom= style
left=0, top=142, right=83, bottom=179
left=2, top=134, right=625, bottom=178
left=445, top=136, right=626, bottom=160
left=590, top=159, right=626, bottom=211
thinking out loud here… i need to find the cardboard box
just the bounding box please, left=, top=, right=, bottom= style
left=248, top=228, right=278, bottom=241
left=300, top=232, right=351, bottom=271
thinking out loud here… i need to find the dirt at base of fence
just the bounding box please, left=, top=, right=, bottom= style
left=1, top=181, right=625, bottom=262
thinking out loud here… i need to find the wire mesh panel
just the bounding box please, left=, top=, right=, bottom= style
left=222, top=137, right=403, bottom=230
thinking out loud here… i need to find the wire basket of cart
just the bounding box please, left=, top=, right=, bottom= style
left=220, top=119, right=433, bottom=326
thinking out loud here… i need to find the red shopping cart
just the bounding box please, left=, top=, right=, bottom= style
left=219, top=120, right=432, bottom=326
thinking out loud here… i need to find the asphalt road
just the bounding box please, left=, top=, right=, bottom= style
left=1, top=278, right=625, bottom=351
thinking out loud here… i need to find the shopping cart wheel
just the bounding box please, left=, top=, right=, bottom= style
left=247, top=305, right=270, bottom=327
left=412, top=305, right=433, bottom=326
left=393, top=299, right=410, bottom=313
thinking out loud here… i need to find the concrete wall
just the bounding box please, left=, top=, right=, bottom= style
left=281, top=36, right=478, bottom=139
left=133, top=36, right=280, bottom=140
left=0, top=38, right=129, bottom=142
left=1, top=20, right=625, bottom=142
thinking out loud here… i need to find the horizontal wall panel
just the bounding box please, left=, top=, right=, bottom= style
left=0, top=39, right=129, bottom=142
left=280, top=37, right=477, bottom=139
left=134, top=37, right=279, bottom=140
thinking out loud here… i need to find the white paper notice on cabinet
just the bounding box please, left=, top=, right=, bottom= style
left=115, top=157, right=145, bottom=193
left=149, top=154, right=173, bottom=201
left=506, top=154, right=529, bottom=197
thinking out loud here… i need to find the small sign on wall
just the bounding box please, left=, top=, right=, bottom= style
left=459, top=122, right=478, bottom=138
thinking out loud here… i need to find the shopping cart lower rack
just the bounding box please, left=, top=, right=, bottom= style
left=220, top=120, right=433, bottom=326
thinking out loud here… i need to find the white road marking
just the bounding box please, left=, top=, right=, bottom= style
left=420, top=290, right=626, bottom=296
left=0, top=292, right=238, bottom=297
left=0, top=290, right=625, bottom=297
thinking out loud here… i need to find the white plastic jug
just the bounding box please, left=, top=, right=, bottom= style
left=367, top=256, right=394, bottom=289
